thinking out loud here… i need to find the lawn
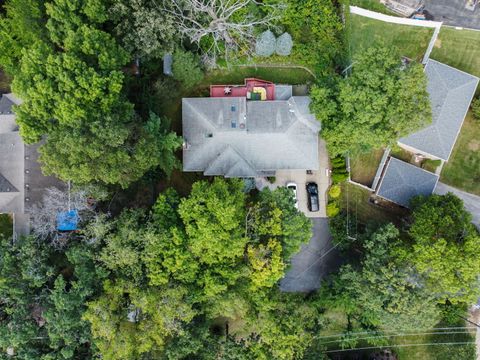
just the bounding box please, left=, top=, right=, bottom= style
left=0, top=214, right=12, bottom=238
left=340, top=182, right=409, bottom=226
left=350, top=0, right=397, bottom=15
left=349, top=148, right=385, bottom=187
left=441, top=112, right=480, bottom=195
left=431, top=27, right=480, bottom=84
left=348, top=14, right=434, bottom=61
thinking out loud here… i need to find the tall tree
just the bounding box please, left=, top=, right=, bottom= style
left=407, top=193, right=480, bottom=304
left=1, top=0, right=181, bottom=187
left=311, top=46, right=431, bottom=155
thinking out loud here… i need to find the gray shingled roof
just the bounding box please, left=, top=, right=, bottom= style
left=399, top=59, right=479, bottom=161
left=376, top=157, right=439, bottom=208
left=182, top=96, right=320, bottom=177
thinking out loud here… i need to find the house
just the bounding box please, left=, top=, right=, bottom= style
left=375, top=157, right=439, bottom=208
left=398, top=59, right=479, bottom=161
left=0, top=93, right=64, bottom=237
left=373, top=60, right=478, bottom=208
left=182, top=78, right=320, bottom=177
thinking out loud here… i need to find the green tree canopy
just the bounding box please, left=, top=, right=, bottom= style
left=407, top=193, right=480, bottom=304
left=311, top=46, right=431, bottom=156
left=1, top=0, right=181, bottom=187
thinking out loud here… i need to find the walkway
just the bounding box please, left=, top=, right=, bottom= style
left=280, top=218, right=342, bottom=292
left=434, top=182, right=480, bottom=230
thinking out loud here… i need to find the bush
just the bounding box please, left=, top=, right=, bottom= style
left=255, top=30, right=276, bottom=57
left=328, top=185, right=341, bottom=199
left=267, top=176, right=276, bottom=184
left=275, top=32, right=293, bottom=56
left=332, top=172, right=348, bottom=184
left=422, top=159, right=442, bottom=171
left=172, top=49, right=204, bottom=89
left=473, top=98, right=480, bottom=120
left=326, top=202, right=340, bottom=217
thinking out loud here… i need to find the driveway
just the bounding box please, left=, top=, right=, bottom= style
left=424, top=0, right=480, bottom=29
left=434, top=182, right=480, bottom=230
left=272, top=139, right=330, bottom=218
left=280, top=218, right=342, bottom=292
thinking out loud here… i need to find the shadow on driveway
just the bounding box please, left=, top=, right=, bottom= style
left=280, top=218, right=343, bottom=292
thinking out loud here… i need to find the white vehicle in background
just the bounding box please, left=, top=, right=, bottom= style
left=286, top=182, right=298, bottom=209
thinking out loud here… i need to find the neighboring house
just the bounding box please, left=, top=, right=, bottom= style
left=398, top=59, right=479, bottom=161
left=375, top=157, right=439, bottom=207
left=182, top=78, right=320, bottom=177
left=0, top=93, right=63, bottom=237
left=374, top=60, right=478, bottom=208
left=382, top=0, right=424, bottom=17
left=0, top=93, right=25, bottom=223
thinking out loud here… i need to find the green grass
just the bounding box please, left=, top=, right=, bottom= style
left=350, top=0, right=397, bottom=15
left=340, top=182, right=409, bottom=226
left=390, top=145, right=412, bottom=163
left=349, top=148, right=385, bottom=187
left=348, top=14, right=434, bottom=61
left=431, top=27, right=480, bottom=84
left=441, top=112, right=480, bottom=195
left=0, top=214, right=12, bottom=238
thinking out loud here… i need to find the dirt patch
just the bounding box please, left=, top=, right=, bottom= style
left=468, top=139, right=480, bottom=151
left=434, top=38, right=442, bottom=48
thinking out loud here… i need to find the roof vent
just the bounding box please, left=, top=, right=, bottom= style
left=231, top=121, right=237, bottom=129
left=231, top=105, right=236, bottom=112
left=206, top=133, right=213, bottom=138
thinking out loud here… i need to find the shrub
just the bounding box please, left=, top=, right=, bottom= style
left=473, top=98, right=480, bottom=120
left=326, top=202, right=340, bottom=217
left=275, top=32, right=293, bottom=56
left=422, top=159, right=442, bottom=171
left=332, top=172, right=348, bottom=184
left=172, top=49, right=204, bottom=89
left=255, top=30, right=276, bottom=57
left=328, top=185, right=341, bottom=199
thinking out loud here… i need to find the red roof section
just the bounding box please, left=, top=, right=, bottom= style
left=210, top=78, right=275, bottom=100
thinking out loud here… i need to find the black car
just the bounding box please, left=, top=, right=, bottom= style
left=306, top=182, right=319, bottom=212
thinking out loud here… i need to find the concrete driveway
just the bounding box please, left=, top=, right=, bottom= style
left=272, top=139, right=330, bottom=218
left=280, top=218, right=342, bottom=292
left=424, top=0, right=480, bottom=29
left=434, top=182, right=480, bottom=230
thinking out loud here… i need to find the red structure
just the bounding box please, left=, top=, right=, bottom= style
left=210, top=78, right=275, bottom=100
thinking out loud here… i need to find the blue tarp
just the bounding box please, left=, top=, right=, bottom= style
left=56, top=210, right=79, bottom=231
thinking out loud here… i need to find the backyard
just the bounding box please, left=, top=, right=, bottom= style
left=349, top=148, right=384, bottom=187
left=348, top=14, right=434, bottom=60
left=441, top=111, right=480, bottom=195
left=431, top=27, right=480, bottom=83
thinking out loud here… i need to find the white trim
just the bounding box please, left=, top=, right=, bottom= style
left=350, top=6, right=442, bottom=28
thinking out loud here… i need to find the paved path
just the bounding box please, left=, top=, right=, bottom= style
left=424, top=0, right=480, bottom=30
left=434, top=182, right=480, bottom=230
left=280, top=218, right=342, bottom=292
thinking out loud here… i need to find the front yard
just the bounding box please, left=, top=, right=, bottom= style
left=348, top=14, right=434, bottom=60
left=441, top=111, right=480, bottom=195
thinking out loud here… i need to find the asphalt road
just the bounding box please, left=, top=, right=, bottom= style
left=424, top=0, right=480, bottom=29
left=280, top=218, right=342, bottom=292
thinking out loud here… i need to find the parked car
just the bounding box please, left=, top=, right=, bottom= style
left=306, top=182, right=319, bottom=212
left=286, top=182, right=298, bottom=209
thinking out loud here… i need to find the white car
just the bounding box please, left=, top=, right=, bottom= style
left=286, top=182, right=298, bottom=209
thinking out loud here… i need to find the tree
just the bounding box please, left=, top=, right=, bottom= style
left=324, top=224, right=441, bottom=331
left=172, top=49, right=204, bottom=89
left=110, top=0, right=178, bottom=59
left=275, top=32, right=293, bottom=56
left=312, top=46, right=431, bottom=156
left=407, top=193, right=480, bottom=304
left=255, top=30, right=276, bottom=57
left=281, top=0, right=344, bottom=73
left=2, top=0, right=181, bottom=188
left=162, top=0, right=280, bottom=58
